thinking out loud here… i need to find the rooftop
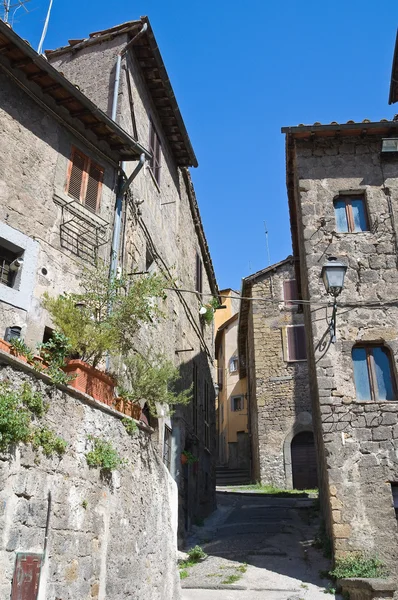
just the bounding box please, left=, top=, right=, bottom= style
left=281, top=119, right=398, bottom=139
left=0, top=20, right=150, bottom=165
left=45, top=17, right=198, bottom=168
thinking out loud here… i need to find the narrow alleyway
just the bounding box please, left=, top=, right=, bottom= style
left=181, top=492, right=341, bottom=600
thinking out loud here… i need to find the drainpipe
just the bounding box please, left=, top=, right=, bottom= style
left=110, top=22, right=149, bottom=278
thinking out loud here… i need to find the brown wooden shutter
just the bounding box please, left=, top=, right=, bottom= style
left=67, top=149, right=86, bottom=201
left=288, top=326, right=307, bottom=360
left=284, top=279, right=298, bottom=306
left=196, top=253, right=203, bottom=293
left=85, top=162, right=103, bottom=212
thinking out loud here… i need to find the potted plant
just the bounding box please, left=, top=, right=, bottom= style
left=199, top=297, right=221, bottom=326
left=181, top=450, right=198, bottom=466
left=42, top=263, right=168, bottom=405
left=113, top=387, right=142, bottom=419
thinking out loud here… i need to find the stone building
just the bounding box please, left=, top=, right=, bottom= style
left=282, top=84, right=398, bottom=567
left=214, top=289, right=249, bottom=477
left=238, top=258, right=317, bottom=489
left=0, top=16, right=217, bottom=596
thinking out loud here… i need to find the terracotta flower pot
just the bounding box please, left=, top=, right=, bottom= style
left=114, top=397, right=125, bottom=414
left=63, top=359, right=115, bottom=405
left=181, top=453, right=188, bottom=465
left=0, top=339, right=11, bottom=354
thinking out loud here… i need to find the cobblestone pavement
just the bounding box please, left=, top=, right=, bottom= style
left=181, top=492, right=342, bottom=600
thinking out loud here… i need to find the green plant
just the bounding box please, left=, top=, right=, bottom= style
left=329, top=552, right=388, bottom=580
left=313, top=522, right=332, bottom=559
left=86, top=435, right=124, bottom=471
left=187, top=545, right=207, bottom=561
left=179, top=569, right=188, bottom=580
left=39, top=332, right=72, bottom=366
left=122, top=351, right=192, bottom=417
left=237, top=563, right=247, bottom=573
left=200, top=297, right=221, bottom=326
left=221, top=574, right=241, bottom=584
left=42, top=263, right=169, bottom=367
left=0, top=382, right=32, bottom=450
left=46, top=364, right=75, bottom=387
left=21, top=382, right=48, bottom=417
left=32, top=426, right=67, bottom=457
left=182, top=450, right=198, bottom=465
left=9, top=337, right=34, bottom=362
left=323, top=587, right=336, bottom=595
left=122, top=418, right=138, bottom=436
left=82, top=499, right=88, bottom=509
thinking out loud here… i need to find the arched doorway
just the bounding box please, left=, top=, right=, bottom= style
left=291, top=431, right=318, bottom=490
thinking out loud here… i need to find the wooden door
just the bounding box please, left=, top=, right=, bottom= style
left=11, top=553, right=42, bottom=600
left=291, top=431, right=318, bottom=490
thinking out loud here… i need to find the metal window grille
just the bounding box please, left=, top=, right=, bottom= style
left=149, top=121, right=161, bottom=185
left=163, top=425, right=172, bottom=471
left=66, top=147, right=104, bottom=213
left=0, top=247, right=17, bottom=288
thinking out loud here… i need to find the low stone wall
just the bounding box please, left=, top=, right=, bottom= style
left=337, top=578, right=397, bottom=600
left=0, top=359, right=181, bottom=600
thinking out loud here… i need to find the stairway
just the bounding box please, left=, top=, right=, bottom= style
left=216, top=466, right=251, bottom=487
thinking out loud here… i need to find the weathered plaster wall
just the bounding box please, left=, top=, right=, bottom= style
left=0, top=360, right=181, bottom=600
left=293, top=134, right=398, bottom=569
left=0, top=71, right=115, bottom=346
left=246, top=261, right=312, bottom=488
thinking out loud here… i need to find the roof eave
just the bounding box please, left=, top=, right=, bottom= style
left=389, top=29, right=398, bottom=105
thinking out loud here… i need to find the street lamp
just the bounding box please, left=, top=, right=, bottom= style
left=321, top=257, right=347, bottom=343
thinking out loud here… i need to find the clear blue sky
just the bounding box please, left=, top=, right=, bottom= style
left=11, top=0, right=398, bottom=290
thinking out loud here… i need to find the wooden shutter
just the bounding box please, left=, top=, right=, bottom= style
left=283, top=280, right=298, bottom=306
left=67, top=149, right=85, bottom=201
left=149, top=121, right=161, bottom=184
left=85, top=161, right=103, bottom=212
left=196, top=253, right=203, bottom=293
left=287, top=326, right=307, bottom=361
left=11, top=553, right=42, bottom=600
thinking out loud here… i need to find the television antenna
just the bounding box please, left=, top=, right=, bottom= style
left=3, top=0, right=30, bottom=24
left=37, top=0, right=54, bottom=55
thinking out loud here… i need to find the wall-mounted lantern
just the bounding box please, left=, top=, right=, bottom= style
left=321, top=257, right=347, bottom=343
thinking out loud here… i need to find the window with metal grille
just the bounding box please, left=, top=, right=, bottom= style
left=283, top=279, right=299, bottom=307
left=352, top=344, right=396, bottom=401
left=334, top=196, right=369, bottom=233
left=286, top=325, right=307, bottom=361
left=0, top=245, right=20, bottom=288
left=195, top=252, right=203, bottom=294
left=163, top=425, right=172, bottom=471
left=204, top=380, right=210, bottom=451
left=149, top=120, right=161, bottom=185
left=66, top=147, right=104, bottom=213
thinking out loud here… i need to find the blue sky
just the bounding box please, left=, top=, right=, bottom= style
left=11, top=0, right=398, bottom=290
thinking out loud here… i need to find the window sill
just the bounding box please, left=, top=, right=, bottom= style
left=53, top=190, right=109, bottom=228
left=286, top=359, right=307, bottom=363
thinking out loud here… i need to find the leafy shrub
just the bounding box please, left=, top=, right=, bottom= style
left=330, top=552, right=388, bottom=579
left=86, top=436, right=124, bottom=471
left=43, top=263, right=169, bottom=367
left=122, top=418, right=138, bottom=436
left=182, top=450, right=198, bottom=465
left=9, top=337, right=35, bottom=362
left=21, top=382, right=48, bottom=417
left=187, top=545, right=207, bottom=561
left=0, top=382, right=31, bottom=450
left=32, top=426, right=67, bottom=457
left=200, top=297, right=221, bottom=326
left=39, top=332, right=72, bottom=366
left=123, top=352, right=192, bottom=417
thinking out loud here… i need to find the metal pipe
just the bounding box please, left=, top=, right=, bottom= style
left=121, top=22, right=148, bottom=57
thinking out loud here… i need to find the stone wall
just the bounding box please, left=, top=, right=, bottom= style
left=243, top=260, right=313, bottom=488
left=290, top=133, right=398, bottom=569
left=0, top=358, right=181, bottom=600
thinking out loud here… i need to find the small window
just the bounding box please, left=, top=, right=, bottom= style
left=284, top=279, right=299, bottom=307
left=391, top=483, right=398, bottom=518
left=352, top=344, right=396, bottom=401
left=66, top=147, right=104, bottom=213
left=149, top=120, right=161, bottom=185
left=195, top=252, right=203, bottom=294
left=163, top=425, right=172, bottom=471
left=204, top=380, right=210, bottom=450
left=334, top=196, right=368, bottom=233
left=217, top=366, right=224, bottom=390
left=229, top=357, right=238, bottom=373
left=286, top=325, right=307, bottom=361
left=231, top=396, right=244, bottom=411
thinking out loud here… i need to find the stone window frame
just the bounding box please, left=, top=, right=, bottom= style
left=284, top=324, right=307, bottom=362
left=333, top=189, right=371, bottom=234
left=231, top=395, right=244, bottom=412
left=352, top=342, right=397, bottom=402
left=341, top=340, right=398, bottom=404
left=0, top=222, right=39, bottom=313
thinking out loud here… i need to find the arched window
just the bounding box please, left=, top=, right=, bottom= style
left=352, top=344, right=396, bottom=401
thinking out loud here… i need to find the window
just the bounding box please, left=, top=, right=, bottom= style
left=193, top=362, right=198, bottom=434
left=66, top=147, right=104, bottom=213
left=195, top=252, right=203, bottom=294
left=232, top=396, right=244, bottom=411
left=149, top=120, right=161, bottom=185
left=352, top=345, right=396, bottom=401
left=217, top=366, right=224, bottom=390
left=204, top=380, right=210, bottom=450
left=334, top=196, right=368, bottom=233
left=391, top=484, right=398, bottom=518
left=286, top=325, right=307, bottom=361
left=229, top=357, right=238, bottom=373
left=284, top=279, right=299, bottom=307
left=0, top=244, right=22, bottom=289
left=163, top=425, right=172, bottom=471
